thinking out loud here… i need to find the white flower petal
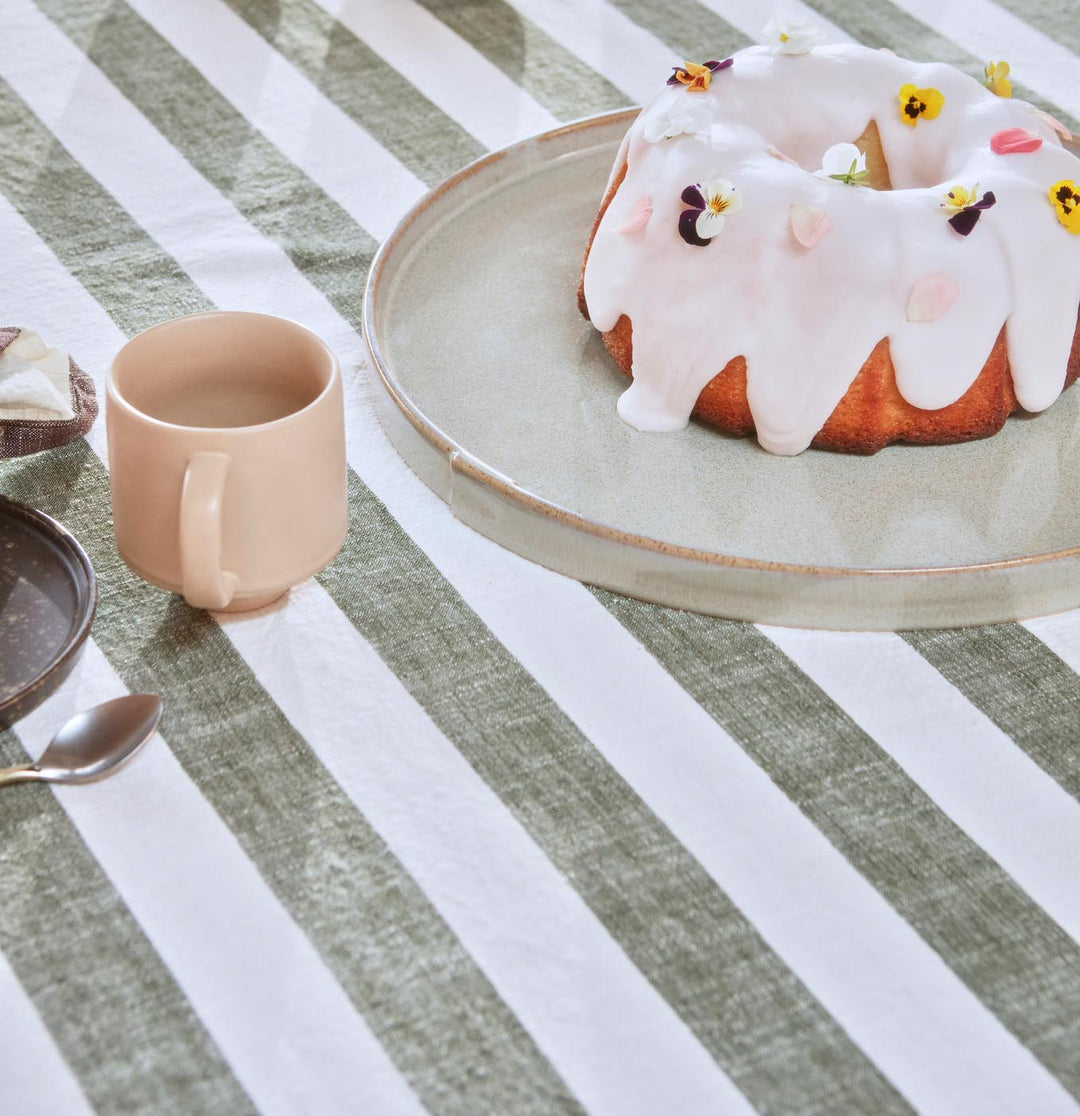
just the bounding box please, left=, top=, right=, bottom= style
left=696, top=209, right=727, bottom=240
left=642, top=100, right=707, bottom=143
left=702, top=177, right=742, bottom=214
left=763, top=11, right=824, bottom=54
left=818, top=142, right=865, bottom=179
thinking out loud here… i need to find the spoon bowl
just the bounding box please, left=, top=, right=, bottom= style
left=0, top=694, right=163, bottom=788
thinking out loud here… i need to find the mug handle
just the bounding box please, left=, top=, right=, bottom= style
left=180, top=452, right=239, bottom=610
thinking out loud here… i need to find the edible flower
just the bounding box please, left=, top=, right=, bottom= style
left=899, top=84, right=945, bottom=126
left=814, top=142, right=868, bottom=185
left=984, top=60, right=1012, bottom=98
left=678, top=178, right=743, bottom=246
left=1029, top=106, right=1073, bottom=141
left=940, top=184, right=996, bottom=236
left=642, top=99, right=709, bottom=142
left=615, top=196, right=653, bottom=235
left=1049, top=181, right=1080, bottom=234
left=667, top=57, right=733, bottom=92
left=906, top=274, right=959, bottom=323
left=762, top=12, right=824, bottom=55
left=990, top=127, right=1043, bottom=155
left=790, top=204, right=831, bottom=248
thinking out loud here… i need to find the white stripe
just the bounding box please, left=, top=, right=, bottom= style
left=890, top=0, right=1080, bottom=122
left=310, top=0, right=559, bottom=146
left=0, top=950, right=94, bottom=1116
left=12, top=641, right=425, bottom=1116
left=760, top=624, right=1080, bottom=949
left=5, top=7, right=1075, bottom=1111
left=497, top=0, right=676, bottom=105
left=218, top=581, right=752, bottom=1116
left=1024, top=611, right=1080, bottom=677
left=346, top=434, right=1078, bottom=1115
left=0, top=0, right=367, bottom=380
left=125, top=0, right=425, bottom=241
left=0, top=117, right=752, bottom=1116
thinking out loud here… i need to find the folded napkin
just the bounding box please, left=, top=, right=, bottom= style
left=0, top=326, right=97, bottom=457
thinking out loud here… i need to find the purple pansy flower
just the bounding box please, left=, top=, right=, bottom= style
left=941, top=184, right=996, bottom=236
left=678, top=178, right=742, bottom=246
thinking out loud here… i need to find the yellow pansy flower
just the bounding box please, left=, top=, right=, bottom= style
left=898, top=84, right=945, bottom=126
left=670, top=61, right=715, bottom=92
left=984, top=60, right=1012, bottom=98
left=1049, top=181, right=1080, bottom=234
left=941, top=184, right=977, bottom=213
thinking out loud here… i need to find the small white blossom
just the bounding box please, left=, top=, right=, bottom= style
left=642, top=98, right=708, bottom=143
left=814, top=142, right=868, bottom=185
left=762, top=11, right=824, bottom=55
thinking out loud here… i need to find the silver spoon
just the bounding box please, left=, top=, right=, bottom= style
left=0, top=695, right=163, bottom=788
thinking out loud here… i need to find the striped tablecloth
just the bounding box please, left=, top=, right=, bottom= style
left=2, top=1, right=1080, bottom=1113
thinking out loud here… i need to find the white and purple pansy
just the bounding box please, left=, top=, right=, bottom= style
left=678, top=178, right=743, bottom=246
left=940, top=184, right=996, bottom=236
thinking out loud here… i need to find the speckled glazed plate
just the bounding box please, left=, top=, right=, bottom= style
left=364, top=111, right=1080, bottom=630
left=0, top=496, right=96, bottom=728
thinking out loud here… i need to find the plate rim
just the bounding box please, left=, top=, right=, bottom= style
left=0, top=494, right=97, bottom=726
left=364, top=108, right=1080, bottom=585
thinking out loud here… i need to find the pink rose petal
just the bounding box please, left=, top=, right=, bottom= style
left=789, top=204, right=831, bottom=248
left=615, top=196, right=653, bottom=234
left=990, top=127, right=1043, bottom=155
left=906, top=273, right=959, bottom=323
left=1029, top=107, right=1073, bottom=141
left=766, top=144, right=800, bottom=166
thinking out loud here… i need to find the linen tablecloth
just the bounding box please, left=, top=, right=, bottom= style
left=3, top=0, right=1080, bottom=1113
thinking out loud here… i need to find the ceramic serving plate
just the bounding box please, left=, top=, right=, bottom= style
left=364, top=110, right=1080, bottom=630
left=0, top=495, right=96, bottom=728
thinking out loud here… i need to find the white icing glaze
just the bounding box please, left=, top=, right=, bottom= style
left=582, top=42, right=1080, bottom=455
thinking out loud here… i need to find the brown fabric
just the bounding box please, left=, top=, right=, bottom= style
left=0, top=326, right=98, bottom=458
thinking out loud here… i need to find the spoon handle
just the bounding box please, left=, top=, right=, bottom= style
left=0, top=764, right=42, bottom=788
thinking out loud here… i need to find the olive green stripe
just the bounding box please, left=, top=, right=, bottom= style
left=605, top=0, right=749, bottom=60
left=903, top=626, right=1080, bottom=798
left=802, top=0, right=1080, bottom=132
left=413, top=0, right=629, bottom=119
left=219, top=0, right=483, bottom=186
left=0, top=727, right=256, bottom=1114
left=0, top=444, right=582, bottom=1116
left=34, top=0, right=379, bottom=330
left=27, top=3, right=903, bottom=1105
left=0, top=85, right=580, bottom=1116
left=598, top=591, right=1080, bottom=1099
left=988, top=0, right=1080, bottom=60
left=0, top=77, right=208, bottom=336
left=317, top=475, right=910, bottom=1116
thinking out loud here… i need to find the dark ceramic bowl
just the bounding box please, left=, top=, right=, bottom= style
left=0, top=495, right=97, bottom=729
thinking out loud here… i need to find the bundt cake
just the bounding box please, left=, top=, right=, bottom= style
left=578, top=24, right=1080, bottom=454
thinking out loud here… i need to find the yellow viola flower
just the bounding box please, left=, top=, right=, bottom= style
left=1049, top=180, right=1080, bottom=234
left=670, top=61, right=716, bottom=92
left=899, top=84, right=945, bottom=126
left=940, top=184, right=977, bottom=213
left=984, top=60, right=1012, bottom=98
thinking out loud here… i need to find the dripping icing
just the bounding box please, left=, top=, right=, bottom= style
left=582, top=42, right=1080, bottom=454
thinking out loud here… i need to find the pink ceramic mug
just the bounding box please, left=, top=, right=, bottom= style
left=107, top=311, right=348, bottom=612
